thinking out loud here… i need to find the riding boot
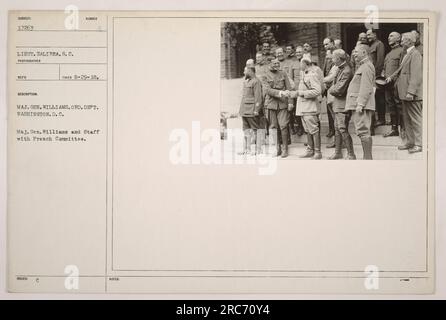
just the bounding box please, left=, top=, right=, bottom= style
left=299, top=133, right=314, bottom=158
left=328, top=131, right=343, bottom=160
left=342, top=132, right=356, bottom=160
left=281, top=129, right=289, bottom=158
left=312, top=131, right=322, bottom=160
left=296, top=116, right=304, bottom=136
left=361, top=136, right=373, bottom=160
left=384, top=125, right=399, bottom=137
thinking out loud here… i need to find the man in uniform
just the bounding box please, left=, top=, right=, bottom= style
left=254, top=52, right=268, bottom=79
left=291, top=46, right=305, bottom=136
left=327, top=49, right=355, bottom=160
left=382, top=32, right=404, bottom=138
left=366, top=29, right=386, bottom=128
left=262, top=58, right=294, bottom=158
left=283, top=57, right=323, bottom=159
left=334, top=39, right=350, bottom=61
left=346, top=44, right=375, bottom=160
left=261, top=42, right=275, bottom=64
left=392, top=32, right=423, bottom=153
left=285, top=44, right=296, bottom=61
left=278, top=47, right=298, bottom=136
left=351, top=33, right=368, bottom=73
left=277, top=47, right=293, bottom=82
left=302, top=43, right=313, bottom=61
left=322, top=38, right=336, bottom=140
left=238, top=66, right=263, bottom=155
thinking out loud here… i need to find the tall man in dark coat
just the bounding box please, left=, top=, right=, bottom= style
left=392, top=32, right=423, bottom=153
left=382, top=32, right=404, bottom=137
left=322, top=37, right=336, bottom=139
left=366, top=29, right=386, bottom=128
left=346, top=44, right=376, bottom=160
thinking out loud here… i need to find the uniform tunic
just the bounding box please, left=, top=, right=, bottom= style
left=239, top=76, right=263, bottom=130
left=346, top=58, right=376, bottom=138
left=293, top=70, right=322, bottom=135
left=262, top=68, right=293, bottom=132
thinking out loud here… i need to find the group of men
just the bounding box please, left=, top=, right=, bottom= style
left=238, top=28, right=423, bottom=159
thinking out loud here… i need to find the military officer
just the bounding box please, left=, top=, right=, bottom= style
left=238, top=66, right=263, bottom=155
left=334, top=39, right=350, bottom=62
left=302, top=43, right=314, bottom=62
left=277, top=47, right=298, bottom=136
left=327, top=49, right=355, bottom=160
left=276, top=48, right=293, bottom=83
left=285, top=44, right=297, bottom=61
left=262, top=58, right=294, bottom=158
left=261, top=42, right=275, bottom=64
left=278, top=47, right=295, bottom=85
left=291, top=46, right=305, bottom=136
left=346, top=44, right=376, bottom=160
left=255, top=52, right=269, bottom=79
left=254, top=52, right=270, bottom=139
left=350, top=33, right=368, bottom=73
left=287, top=57, right=323, bottom=160
left=382, top=32, right=404, bottom=138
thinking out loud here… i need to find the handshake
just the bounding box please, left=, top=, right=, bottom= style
left=279, top=90, right=301, bottom=98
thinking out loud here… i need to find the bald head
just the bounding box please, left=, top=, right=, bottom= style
left=388, top=32, right=401, bottom=47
